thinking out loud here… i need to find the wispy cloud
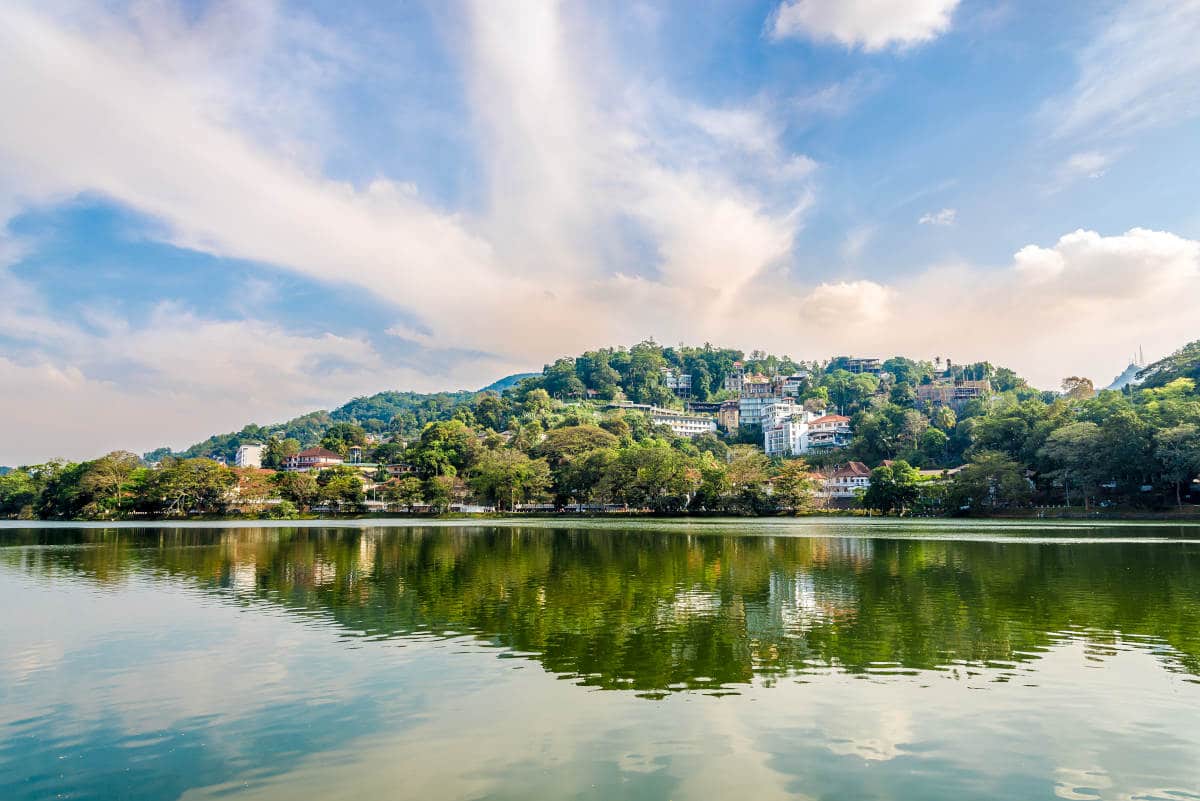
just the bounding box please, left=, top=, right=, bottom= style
left=1049, top=0, right=1200, bottom=141
left=918, top=208, right=957, bottom=226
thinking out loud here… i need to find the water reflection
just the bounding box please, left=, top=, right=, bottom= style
left=4, top=525, right=1199, bottom=690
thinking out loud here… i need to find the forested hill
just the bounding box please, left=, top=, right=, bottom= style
left=148, top=341, right=1012, bottom=463
left=148, top=380, right=528, bottom=463
left=148, top=337, right=1200, bottom=471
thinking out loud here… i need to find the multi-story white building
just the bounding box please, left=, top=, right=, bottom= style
left=738, top=393, right=794, bottom=429
left=737, top=395, right=773, bottom=429
left=609, top=403, right=717, bottom=438
left=782, top=372, right=810, bottom=396
left=807, top=415, right=853, bottom=450
left=762, top=407, right=829, bottom=457
left=234, top=444, right=263, bottom=468
left=661, top=368, right=693, bottom=397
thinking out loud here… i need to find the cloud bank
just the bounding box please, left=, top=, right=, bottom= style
left=0, top=1, right=1197, bottom=462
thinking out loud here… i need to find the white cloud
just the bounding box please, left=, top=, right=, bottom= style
left=1049, top=0, right=1200, bottom=140
left=918, top=208, right=956, bottom=226
left=768, top=0, right=960, bottom=51
left=1047, top=151, right=1114, bottom=192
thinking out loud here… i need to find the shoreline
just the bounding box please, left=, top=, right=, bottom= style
left=4, top=510, right=1200, bottom=528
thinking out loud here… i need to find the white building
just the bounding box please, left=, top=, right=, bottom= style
left=661, top=368, right=693, bottom=397
left=609, top=403, right=717, bottom=438
left=738, top=394, right=794, bottom=429
left=763, top=407, right=828, bottom=457
left=234, top=443, right=263, bottom=468
left=807, top=415, right=853, bottom=450
left=782, top=372, right=810, bottom=396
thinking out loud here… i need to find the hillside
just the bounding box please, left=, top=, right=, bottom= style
left=1137, top=339, right=1200, bottom=388
left=151, top=342, right=1009, bottom=464
left=149, top=374, right=533, bottom=463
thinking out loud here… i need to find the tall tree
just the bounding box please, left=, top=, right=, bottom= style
left=1155, top=424, right=1200, bottom=508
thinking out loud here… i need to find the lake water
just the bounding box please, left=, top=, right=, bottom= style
left=2, top=519, right=1199, bottom=800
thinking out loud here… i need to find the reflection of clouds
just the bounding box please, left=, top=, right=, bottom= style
left=821, top=706, right=913, bottom=762
left=2, top=639, right=65, bottom=684
left=1054, top=766, right=1110, bottom=800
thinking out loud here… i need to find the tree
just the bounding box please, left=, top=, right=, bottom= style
left=1061, top=376, right=1096, bottom=400
left=725, top=446, right=772, bottom=512
left=263, top=437, right=300, bottom=469
left=424, top=475, right=458, bottom=513
left=473, top=393, right=510, bottom=432
left=1039, top=421, right=1103, bottom=508
left=773, top=459, right=818, bottom=513
left=320, top=423, right=367, bottom=458
left=543, top=358, right=586, bottom=399
left=1155, top=424, right=1200, bottom=508
left=946, top=451, right=1031, bottom=514
left=600, top=441, right=697, bottom=512
left=317, top=465, right=365, bottom=510
left=535, top=425, right=619, bottom=465
left=148, top=458, right=236, bottom=516
left=407, top=420, right=480, bottom=478
left=862, top=461, right=920, bottom=514
left=386, top=476, right=425, bottom=511
left=274, top=470, right=320, bottom=511
left=0, top=467, right=41, bottom=517
left=469, top=450, right=551, bottom=510
left=80, top=451, right=140, bottom=516
left=919, top=428, right=949, bottom=464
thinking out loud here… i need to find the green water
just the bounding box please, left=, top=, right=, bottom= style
left=2, top=520, right=1199, bottom=800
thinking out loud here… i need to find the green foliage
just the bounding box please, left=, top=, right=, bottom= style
left=319, top=423, right=367, bottom=457
left=862, top=461, right=920, bottom=514
left=469, top=450, right=552, bottom=510
left=316, top=465, right=365, bottom=510
left=406, top=420, right=480, bottom=478
left=946, top=452, right=1031, bottom=514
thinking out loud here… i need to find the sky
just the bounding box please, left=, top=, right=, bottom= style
left=1, top=0, right=1199, bottom=463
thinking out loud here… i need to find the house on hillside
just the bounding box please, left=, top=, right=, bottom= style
left=843, top=357, right=882, bottom=375
left=817, top=461, right=873, bottom=499
left=806, top=414, right=853, bottom=451
left=283, top=447, right=344, bottom=471
left=916, top=379, right=991, bottom=410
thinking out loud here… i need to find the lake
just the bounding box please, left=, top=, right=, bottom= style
left=2, top=519, right=1199, bottom=800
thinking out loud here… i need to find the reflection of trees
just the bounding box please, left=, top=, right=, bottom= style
left=3, top=527, right=1199, bottom=689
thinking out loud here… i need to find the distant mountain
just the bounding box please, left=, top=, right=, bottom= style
left=1136, top=339, right=1200, bottom=389
left=0, top=466, right=11, bottom=477
left=1105, top=362, right=1142, bottom=391
left=478, top=372, right=538, bottom=394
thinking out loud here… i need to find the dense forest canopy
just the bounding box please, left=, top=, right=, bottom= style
left=4, top=338, right=1200, bottom=519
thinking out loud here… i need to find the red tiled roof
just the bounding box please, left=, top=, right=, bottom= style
left=295, top=447, right=343, bottom=459
left=831, top=461, right=871, bottom=478
left=809, top=414, right=850, bottom=424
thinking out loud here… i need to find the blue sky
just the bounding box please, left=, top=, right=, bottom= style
left=1, top=0, right=1199, bottom=462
